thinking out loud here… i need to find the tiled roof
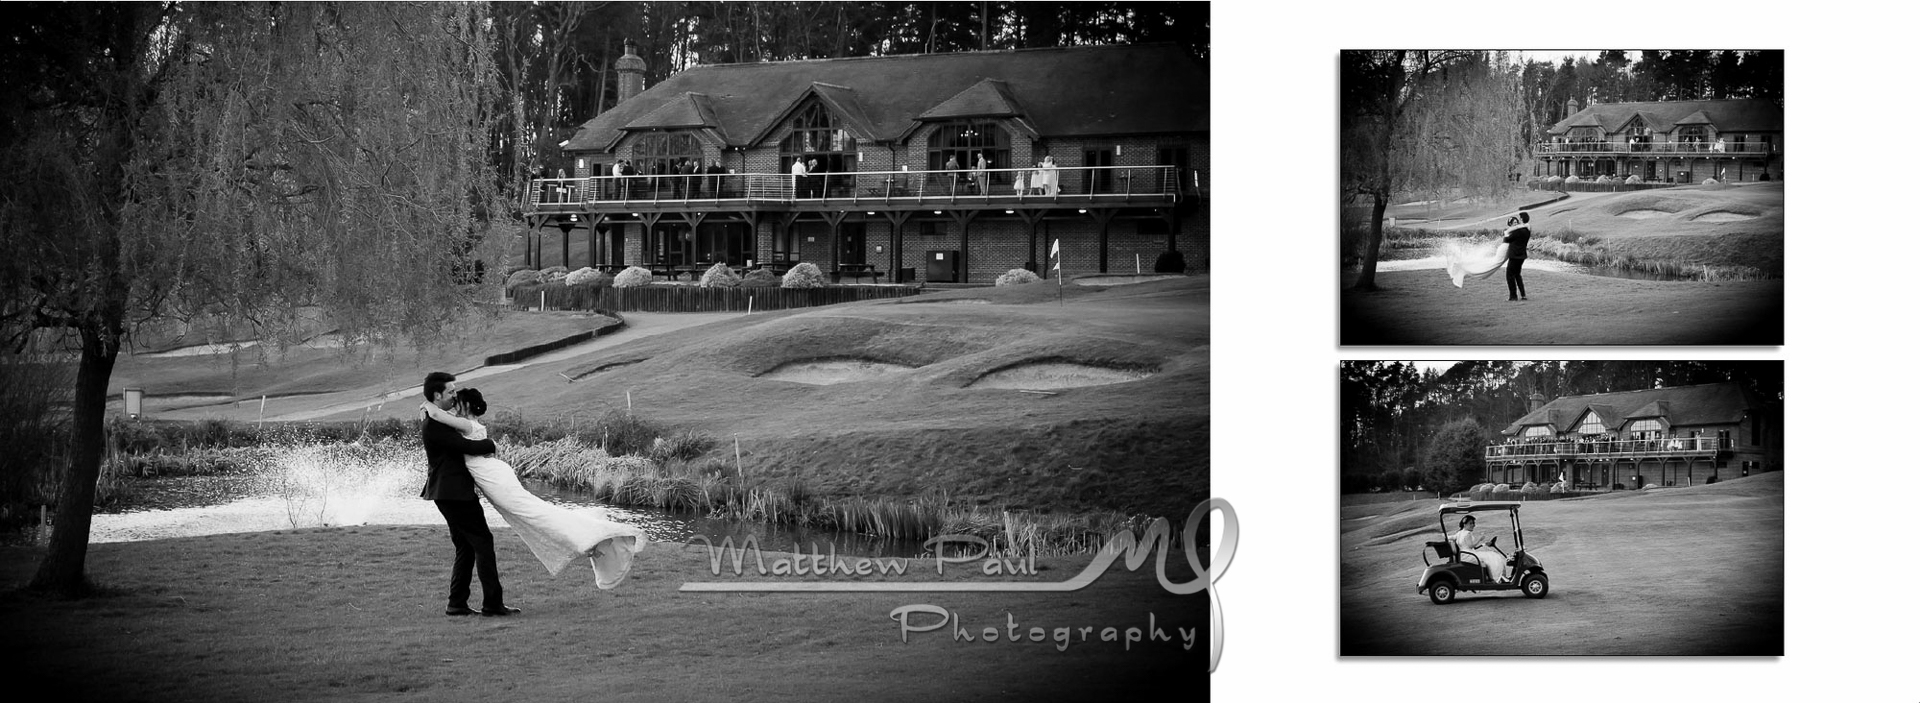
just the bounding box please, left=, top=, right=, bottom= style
left=1547, top=99, right=1782, bottom=136
left=1501, top=382, right=1755, bottom=435
left=565, top=43, right=1208, bottom=153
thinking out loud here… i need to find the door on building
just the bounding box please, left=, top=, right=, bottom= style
left=1157, top=146, right=1190, bottom=195
left=838, top=223, right=867, bottom=266
left=1083, top=149, right=1115, bottom=194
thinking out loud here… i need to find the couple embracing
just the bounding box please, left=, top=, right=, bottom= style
left=419, top=371, right=648, bottom=617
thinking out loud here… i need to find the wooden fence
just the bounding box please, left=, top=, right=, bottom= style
left=509, top=284, right=920, bottom=313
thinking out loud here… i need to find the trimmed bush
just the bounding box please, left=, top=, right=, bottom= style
left=741, top=268, right=781, bottom=288
left=538, top=266, right=568, bottom=283
left=782, top=262, right=826, bottom=288
left=612, top=266, right=652, bottom=288
left=1701, top=177, right=1720, bottom=185
left=505, top=269, right=542, bottom=289
left=565, top=267, right=606, bottom=286
left=995, top=268, right=1041, bottom=286
left=502, top=265, right=531, bottom=276
left=1153, top=250, right=1187, bottom=274
left=699, top=262, right=742, bottom=288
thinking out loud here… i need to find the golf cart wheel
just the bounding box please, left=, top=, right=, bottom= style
left=1521, top=572, right=1549, bottom=599
left=1428, top=581, right=1456, bottom=605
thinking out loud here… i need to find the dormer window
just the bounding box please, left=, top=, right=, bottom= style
left=1522, top=425, right=1552, bottom=438
left=631, top=132, right=703, bottom=177
left=928, top=121, right=1010, bottom=183
left=1627, top=418, right=1663, bottom=438
left=780, top=103, right=857, bottom=157
left=1576, top=412, right=1606, bottom=436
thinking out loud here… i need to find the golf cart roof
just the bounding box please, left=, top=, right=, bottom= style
left=1438, top=501, right=1525, bottom=514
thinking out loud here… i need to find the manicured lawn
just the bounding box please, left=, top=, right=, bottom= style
left=111, top=309, right=618, bottom=400
left=0, top=527, right=1209, bottom=701
left=1340, top=473, right=1782, bottom=655
left=149, top=278, right=1211, bottom=519
left=1342, top=269, right=1782, bottom=345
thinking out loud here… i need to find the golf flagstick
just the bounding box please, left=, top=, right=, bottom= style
left=1050, top=238, right=1062, bottom=305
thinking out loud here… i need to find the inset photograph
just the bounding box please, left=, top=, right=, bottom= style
left=1339, top=361, right=1782, bottom=655
left=1341, top=51, right=1783, bottom=345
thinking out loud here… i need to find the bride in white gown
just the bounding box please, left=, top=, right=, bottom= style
left=420, top=389, right=648, bottom=589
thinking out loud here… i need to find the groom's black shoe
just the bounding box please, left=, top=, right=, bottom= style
left=446, top=607, right=481, bottom=616
left=480, top=605, right=522, bottom=617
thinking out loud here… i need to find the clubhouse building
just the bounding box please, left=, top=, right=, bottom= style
left=1485, top=382, right=1780, bottom=489
left=522, top=43, right=1209, bottom=284
left=1533, top=98, right=1782, bottom=184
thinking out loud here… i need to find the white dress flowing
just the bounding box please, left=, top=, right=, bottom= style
left=461, top=421, right=648, bottom=589
left=1444, top=241, right=1509, bottom=288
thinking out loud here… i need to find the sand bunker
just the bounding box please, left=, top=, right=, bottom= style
left=1690, top=211, right=1757, bottom=222
left=969, top=362, right=1154, bottom=390
left=1614, top=209, right=1673, bottom=220
left=758, top=358, right=915, bottom=385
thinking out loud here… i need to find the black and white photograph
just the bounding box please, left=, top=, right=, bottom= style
left=0, top=3, right=1215, bottom=700
left=1339, top=361, right=1783, bottom=655
left=1340, top=51, right=1785, bottom=345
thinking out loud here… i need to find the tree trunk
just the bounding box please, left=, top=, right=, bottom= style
left=1355, top=192, right=1388, bottom=290
left=29, top=324, right=120, bottom=596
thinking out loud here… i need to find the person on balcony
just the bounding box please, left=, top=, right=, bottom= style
left=1037, top=155, right=1059, bottom=196
left=706, top=159, right=725, bottom=198
left=791, top=157, right=812, bottom=198
left=971, top=154, right=989, bottom=195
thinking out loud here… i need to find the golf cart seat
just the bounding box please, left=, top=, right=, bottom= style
left=1427, top=540, right=1455, bottom=561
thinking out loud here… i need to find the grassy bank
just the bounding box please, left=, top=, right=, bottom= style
left=1341, top=268, right=1782, bottom=345
left=0, top=525, right=1209, bottom=701
left=70, top=412, right=1157, bottom=555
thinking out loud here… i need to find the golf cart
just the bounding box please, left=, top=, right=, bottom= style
left=1416, top=501, right=1548, bottom=605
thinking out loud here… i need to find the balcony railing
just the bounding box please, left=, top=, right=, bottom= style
left=1534, top=140, right=1776, bottom=157
left=1485, top=436, right=1722, bottom=460
left=524, top=165, right=1187, bottom=210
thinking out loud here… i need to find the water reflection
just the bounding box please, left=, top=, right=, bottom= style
left=522, top=479, right=929, bottom=559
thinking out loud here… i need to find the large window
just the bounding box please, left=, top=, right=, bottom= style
left=1576, top=412, right=1606, bottom=436
left=781, top=103, right=858, bottom=196
left=927, top=121, right=1010, bottom=186
left=1627, top=419, right=1663, bottom=437
left=1678, top=125, right=1709, bottom=150
left=630, top=132, right=702, bottom=176
left=1522, top=425, right=1553, bottom=438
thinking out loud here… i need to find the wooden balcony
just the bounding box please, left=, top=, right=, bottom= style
left=522, top=165, right=1189, bottom=215
left=1485, top=436, right=1722, bottom=462
left=1533, top=141, right=1776, bottom=158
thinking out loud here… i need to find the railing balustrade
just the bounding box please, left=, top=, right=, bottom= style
left=1534, top=140, right=1775, bottom=156
left=1484, top=435, right=1722, bottom=460
left=524, top=165, right=1185, bottom=208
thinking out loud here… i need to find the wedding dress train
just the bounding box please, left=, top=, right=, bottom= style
left=461, top=422, right=648, bottom=589
left=1444, top=241, right=1509, bottom=288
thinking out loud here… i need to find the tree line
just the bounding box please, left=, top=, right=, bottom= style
left=1340, top=361, right=1782, bottom=495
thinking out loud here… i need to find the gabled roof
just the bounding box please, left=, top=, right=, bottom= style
left=565, top=43, right=1208, bottom=153
left=1625, top=400, right=1672, bottom=419
left=917, top=78, right=1037, bottom=136
left=623, top=93, right=728, bottom=140
left=1546, top=99, right=1782, bottom=136
left=1500, top=382, right=1757, bottom=435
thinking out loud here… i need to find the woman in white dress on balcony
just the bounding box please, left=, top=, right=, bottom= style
left=420, top=389, right=648, bottom=589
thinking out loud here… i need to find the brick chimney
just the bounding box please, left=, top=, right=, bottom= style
left=616, top=39, right=648, bottom=104
left=1529, top=391, right=1548, bottom=412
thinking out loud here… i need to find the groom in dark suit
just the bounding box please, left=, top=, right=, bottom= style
left=1503, top=211, right=1532, bottom=301
left=420, top=371, right=519, bottom=617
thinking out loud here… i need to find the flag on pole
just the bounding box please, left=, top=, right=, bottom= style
left=1049, top=239, right=1060, bottom=270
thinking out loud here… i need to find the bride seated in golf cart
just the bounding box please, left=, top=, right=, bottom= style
left=1449, top=514, right=1510, bottom=582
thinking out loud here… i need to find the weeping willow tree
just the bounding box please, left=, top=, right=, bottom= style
left=0, top=2, right=502, bottom=596
left=1342, top=50, right=1526, bottom=290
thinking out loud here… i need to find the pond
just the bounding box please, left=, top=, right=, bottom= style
left=9, top=473, right=931, bottom=559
